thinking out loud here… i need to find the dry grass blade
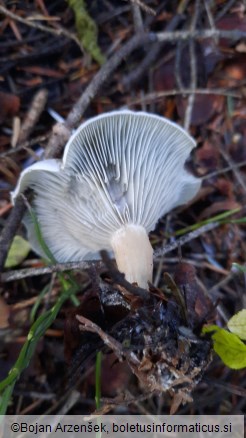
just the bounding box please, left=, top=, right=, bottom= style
left=123, top=0, right=156, bottom=16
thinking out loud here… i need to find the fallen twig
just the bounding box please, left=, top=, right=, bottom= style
left=100, top=250, right=150, bottom=299
left=220, top=148, right=246, bottom=194
left=76, top=315, right=125, bottom=361
left=18, top=89, right=48, bottom=144
left=76, top=314, right=140, bottom=366
left=202, top=159, right=246, bottom=180
left=127, top=87, right=242, bottom=106
left=131, top=3, right=144, bottom=33
left=64, top=33, right=153, bottom=129
left=153, top=221, right=220, bottom=259
left=1, top=260, right=103, bottom=282
left=44, top=33, right=154, bottom=158
left=1, top=222, right=220, bottom=282
left=215, top=0, right=237, bottom=21
left=123, top=0, right=156, bottom=16
left=0, top=135, right=48, bottom=158
left=155, top=28, right=246, bottom=42
left=0, top=5, right=84, bottom=53
left=184, top=0, right=200, bottom=130
left=122, top=1, right=186, bottom=90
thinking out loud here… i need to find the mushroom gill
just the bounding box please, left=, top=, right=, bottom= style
left=12, top=110, right=201, bottom=288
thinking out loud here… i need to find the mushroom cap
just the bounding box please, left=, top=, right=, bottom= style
left=12, top=110, right=201, bottom=262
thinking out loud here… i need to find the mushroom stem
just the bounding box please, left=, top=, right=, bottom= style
left=110, top=224, right=153, bottom=289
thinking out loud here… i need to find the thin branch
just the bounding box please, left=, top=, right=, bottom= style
left=204, top=0, right=219, bottom=47
left=175, top=41, right=184, bottom=90
left=153, top=221, right=220, bottom=259
left=174, top=1, right=192, bottom=91
left=184, top=0, right=200, bottom=130
left=0, top=135, right=48, bottom=158
left=204, top=0, right=217, bottom=33
left=18, top=89, right=48, bottom=144
left=0, top=260, right=103, bottom=282
left=43, top=123, right=71, bottom=159
left=100, top=250, right=150, bottom=299
left=123, top=0, right=156, bottom=16
left=131, top=4, right=144, bottom=33
left=44, top=33, right=154, bottom=158
left=76, top=315, right=125, bottom=361
left=183, top=43, right=196, bottom=130
left=57, top=391, right=81, bottom=415
left=0, top=184, right=46, bottom=278
left=122, top=2, right=187, bottom=90
left=204, top=377, right=246, bottom=397
left=1, top=222, right=220, bottom=282
left=65, top=33, right=153, bottom=129
left=207, top=272, right=235, bottom=296
left=0, top=5, right=84, bottom=53
left=76, top=314, right=140, bottom=367
left=121, top=42, right=162, bottom=89
left=202, top=159, right=246, bottom=180
left=220, top=149, right=246, bottom=194
left=155, top=28, right=246, bottom=42
left=102, top=392, right=153, bottom=406
left=215, top=0, right=237, bottom=21
left=127, top=87, right=242, bottom=106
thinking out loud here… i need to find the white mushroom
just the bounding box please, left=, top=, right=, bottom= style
left=12, top=110, right=201, bottom=289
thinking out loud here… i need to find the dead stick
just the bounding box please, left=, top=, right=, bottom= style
left=100, top=250, right=149, bottom=299
left=1, top=222, right=220, bottom=282
left=65, top=33, right=153, bottom=129
left=76, top=314, right=140, bottom=366
left=153, top=221, right=220, bottom=258
left=0, top=5, right=83, bottom=52
left=76, top=314, right=124, bottom=360
left=18, top=89, right=48, bottom=143
left=155, top=28, right=246, bottom=42
left=183, top=0, right=200, bottom=130
left=45, top=33, right=153, bottom=157
left=1, top=260, right=103, bottom=282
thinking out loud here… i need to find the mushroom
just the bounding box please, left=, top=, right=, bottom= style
left=12, top=110, right=201, bottom=289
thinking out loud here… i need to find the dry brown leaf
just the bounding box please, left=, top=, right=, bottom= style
left=0, top=297, right=10, bottom=329
left=0, top=91, right=20, bottom=123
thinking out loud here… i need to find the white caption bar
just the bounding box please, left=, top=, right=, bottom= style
left=0, top=415, right=244, bottom=438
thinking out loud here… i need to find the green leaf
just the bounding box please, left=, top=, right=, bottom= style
left=228, top=309, right=246, bottom=340
left=67, top=0, right=105, bottom=65
left=205, top=326, right=246, bottom=369
left=4, top=235, right=31, bottom=268
left=232, top=262, right=246, bottom=273
left=223, top=217, right=246, bottom=224
left=202, top=324, right=220, bottom=334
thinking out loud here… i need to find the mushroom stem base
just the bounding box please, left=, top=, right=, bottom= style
left=110, top=224, right=153, bottom=289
